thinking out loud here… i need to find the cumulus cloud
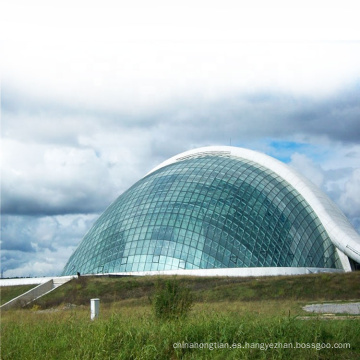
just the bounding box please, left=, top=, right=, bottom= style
left=6, top=84, right=360, bottom=148
left=1, top=214, right=98, bottom=277
left=2, top=85, right=360, bottom=276
left=2, top=1, right=360, bottom=113
left=288, top=150, right=360, bottom=233
left=1, top=1, right=360, bottom=277
left=289, top=153, right=325, bottom=188
left=339, top=169, right=360, bottom=218
left=1, top=140, right=118, bottom=216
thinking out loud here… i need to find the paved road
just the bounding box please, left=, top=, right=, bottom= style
left=303, top=302, right=360, bottom=315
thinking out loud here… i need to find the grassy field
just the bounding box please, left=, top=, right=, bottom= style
left=1, top=272, right=360, bottom=359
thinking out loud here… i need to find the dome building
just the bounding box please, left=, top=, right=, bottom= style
left=62, top=146, right=360, bottom=277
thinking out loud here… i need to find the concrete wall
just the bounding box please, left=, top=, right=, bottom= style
left=1, top=279, right=54, bottom=310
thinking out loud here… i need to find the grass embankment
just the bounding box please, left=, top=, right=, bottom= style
left=23, top=271, right=360, bottom=309
left=0, top=285, right=36, bottom=306
left=2, top=272, right=360, bottom=359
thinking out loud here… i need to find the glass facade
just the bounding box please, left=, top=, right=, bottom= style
left=62, top=153, right=342, bottom=275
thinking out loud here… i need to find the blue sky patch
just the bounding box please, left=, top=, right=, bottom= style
left=266, top=139, right=327, bottom=164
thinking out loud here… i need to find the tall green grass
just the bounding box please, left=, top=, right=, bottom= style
left=151, top=278, right=194, bottom=320
left=2, top=272, right=360, bottom=359
left=2, top=305, right=359, bottom=359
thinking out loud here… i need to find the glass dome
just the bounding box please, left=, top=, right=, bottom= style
left=62, top=151, right=343, bottom=275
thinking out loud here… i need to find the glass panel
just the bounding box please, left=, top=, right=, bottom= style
left=62, top=154, right=343, bottom=275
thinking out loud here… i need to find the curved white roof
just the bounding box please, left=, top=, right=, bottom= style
left=147, top=146, right=360, bottom=265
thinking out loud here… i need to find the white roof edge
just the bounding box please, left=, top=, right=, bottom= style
left=92, top=267, right=344, bottom=277
left=0, top=275, right=75, bottom=286
left=146, top=145, right=360, bottom=264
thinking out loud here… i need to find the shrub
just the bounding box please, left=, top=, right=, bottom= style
left=152, top=278, right=193, bottom=320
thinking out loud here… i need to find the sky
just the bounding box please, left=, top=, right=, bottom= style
left=1, top=0, right=360, bottom=277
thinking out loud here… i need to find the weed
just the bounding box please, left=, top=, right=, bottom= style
left=30, top=304, right=41, bottom=312
left=151, top=278, right=194, bottom=320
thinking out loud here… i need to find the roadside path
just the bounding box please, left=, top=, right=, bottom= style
left=303, top=302, right=360, bottom=315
